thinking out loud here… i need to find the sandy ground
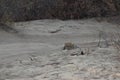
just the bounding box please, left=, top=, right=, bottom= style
left=0, top=19, right=120, bottom=80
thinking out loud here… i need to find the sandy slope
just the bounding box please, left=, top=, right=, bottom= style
left=0, top=19, right=120, bottom=80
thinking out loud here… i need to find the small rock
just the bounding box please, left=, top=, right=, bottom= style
left=70, top=53, right=79, bottom=56
left=81, top=51, right=85, bottom=55
left=49, top=29, right=61, bottom=33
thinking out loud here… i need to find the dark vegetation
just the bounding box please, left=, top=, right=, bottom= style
left=0, top=23, right=18, bottom=33
left=0, top=0, right=120, bottom=22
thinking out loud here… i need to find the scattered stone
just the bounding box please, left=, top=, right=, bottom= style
left=70, top=53, right=79, bottom=56
left=81, top=51, right=85, bottom=55
left=70, top=51, right=85, bottom=56
left=49, top=29, right=61, bottom=33
left=47, top=62, right=60, bottom=66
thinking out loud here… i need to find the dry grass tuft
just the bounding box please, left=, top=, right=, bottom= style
left=110, top=32, right=120, bottom=51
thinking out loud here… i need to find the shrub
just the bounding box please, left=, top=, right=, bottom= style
left=0, top=0, right=120, bottom=21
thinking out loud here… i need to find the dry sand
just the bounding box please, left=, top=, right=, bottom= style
left=0, top=19, right=120, bottom=80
